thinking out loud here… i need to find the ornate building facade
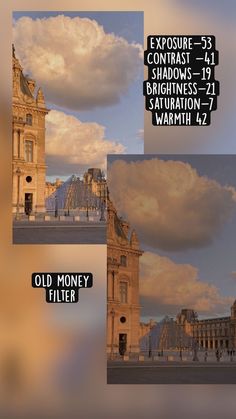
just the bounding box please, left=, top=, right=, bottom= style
left=190, top=301, right=236, bottom=350
left=45, top=178, right=64, bottom=199
left=140, top=304, right=236, bottom=352
left=107, top=199, right=143, bottom=357
left=12, top=46, right=49, bottom=215
left=83, top=168, right=107, bottom=200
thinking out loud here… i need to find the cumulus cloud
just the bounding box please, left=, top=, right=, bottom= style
left=108, top=158, right=236, bottom=250
left=45, top=110, right=125, bottom=176
left=140, top=252, right=233, bottom=317
left=13, top=15, right=142, bottom=110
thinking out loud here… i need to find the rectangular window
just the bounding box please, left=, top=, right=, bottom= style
left=120, top=255, right=127, bottom=267
left=25, top=140, right=33, bottom=162
left=26, top=114, right=32, bottom=125
left=120, top=281, right=128, bottom=303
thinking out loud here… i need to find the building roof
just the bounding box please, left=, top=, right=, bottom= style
left=114, top=213, right=127, bottom=240
left=194, top=316, right=230, bottom=324
left=20, top=72, right=34, bottom=98
left=13, top=44, right=35, bottom=100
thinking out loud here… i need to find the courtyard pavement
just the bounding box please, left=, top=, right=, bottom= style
left=13, top=220, right=106, bottom=244
left=107, top=360, right=236, bottom=384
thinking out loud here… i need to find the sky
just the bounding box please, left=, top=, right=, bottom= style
left=108, top=154, right=236, bottom=322
left=13, top=11, right=144, bottom=181
left=143, top=0, right=236, bottom=155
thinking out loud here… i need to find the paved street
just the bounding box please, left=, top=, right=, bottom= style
left=107, top=361, right=236, bottom=384
left=13, top=221, right=106, bottom=244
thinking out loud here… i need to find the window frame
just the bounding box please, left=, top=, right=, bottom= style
left=24, top=139, right=34, bottom=162
left=26, top=113, right=33, bottom=126
left=119, top=281, right=128, bottom=304
left=120, top=255, right=127, bottom=267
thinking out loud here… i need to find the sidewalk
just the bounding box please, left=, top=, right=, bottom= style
left=13, top=210, right=107, bottom=223
left=108, top=351, right=236, bottom=364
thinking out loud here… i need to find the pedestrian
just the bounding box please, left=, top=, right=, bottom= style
left=215, top=349, right=219, bottom=362
left=204, top=350, right=208, bottom=362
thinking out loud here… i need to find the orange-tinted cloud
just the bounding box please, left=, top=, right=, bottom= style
left=13, top=15, right=142, bottom=111
left=140, top=251, right=233, bottom=317
left=46, top=110, right=125, bottom=176
left=109, top=158, right=236, bottom=250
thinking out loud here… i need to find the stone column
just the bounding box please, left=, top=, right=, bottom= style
left=12, top=172, right=18, bottom=212
left=14, top=169, right=24, bottom=216
left=19, top=129, right=24, bottom=159
left=34, top=139, right=37, bottom=163
left=108, top=265, right=119, bottom=302
left=109, top=308, right=116, bottom=357
left=13, top=129, right=19, bottom=158
left=208, top=339, right=211, bottom=350
left=107, top=307, right=112, bottom=355
left=18, top=173, right=24, bottom=213
left=130, top=307, right=141, bottom=353
left=107, top=269, right=114, bottom=301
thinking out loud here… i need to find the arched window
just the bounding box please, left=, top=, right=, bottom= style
left=25, top=140, right=33, bottom=162
left=120, top=255, right=127, bottom=267
left=26, top=113, right=32, bottom=125
left=119, top=281, right=128, bottom=303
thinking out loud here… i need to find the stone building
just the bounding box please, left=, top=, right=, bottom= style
left=107, top=198, right=143, bottom=357
left=12, top=46, right=49, bottom=215
left=168, top=304, right=236, bottom=351
left=140, top=319, right=157, bottom=339
left=83, top=168, right=107, bottom=200
left=140, top=304, right=236, bottom=352
left=45, top=178, right=64, bottom=199
left=191, top=301, right=236, bottom=350
left=176, top=308, right=197, bottom=348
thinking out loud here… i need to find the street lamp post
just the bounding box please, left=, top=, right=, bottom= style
left=86, top=198, right=89, bottom=221
left=99, top=189, right=102, bottom=210
left=179, top=325, right=182, bottom=361
left=54, top=194, right=58, bottom=218
left=15, top=167, right=21, bottom=220
left=148, top=332, right=152, bottom=358
left=192, top=339, right=199, bottom=362
left=230, top=329, right=234, bottom=362
left=100, top=198, right=106, bottom=222
left=85, top=182, right=90, bottom=222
